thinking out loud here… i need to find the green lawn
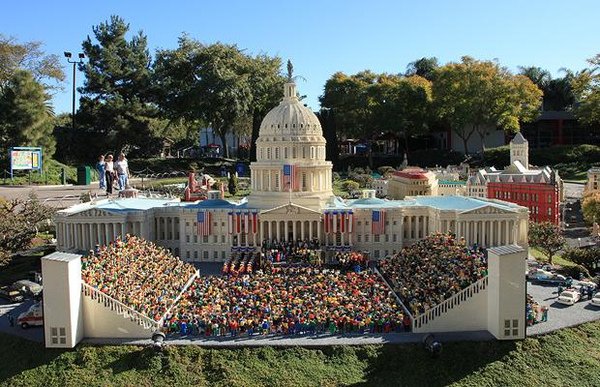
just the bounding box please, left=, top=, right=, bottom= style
left=529, top=247, right=576, bottom=268
left=1, top=319, right=600, bottom=386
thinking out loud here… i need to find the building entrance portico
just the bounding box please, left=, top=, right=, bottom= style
left=259, top=203, right=322, bottom=242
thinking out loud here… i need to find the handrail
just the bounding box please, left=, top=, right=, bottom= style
left=81, top=282, right=160, bottom=331
left=157, top=270, right=199, bottom=326
left=373, top=267, right=414, bottom=322
left=412, top=276, right=489, bottom=329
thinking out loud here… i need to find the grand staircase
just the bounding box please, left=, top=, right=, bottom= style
left=81, top=270, right=199, bottom=336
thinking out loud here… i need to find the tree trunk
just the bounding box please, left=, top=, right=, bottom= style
left=462, top=137, right=469, bottom=156
left=219, top=132, right=229, bottom=159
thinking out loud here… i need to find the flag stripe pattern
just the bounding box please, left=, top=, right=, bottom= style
left=371, top=210, right=386, bottom=235
left=197, top=211, right=211, bottom=236
left=283, top=164, right=299, bottom=191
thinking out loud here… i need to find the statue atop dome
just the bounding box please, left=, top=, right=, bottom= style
left=287, top=60, right=294, bottom=82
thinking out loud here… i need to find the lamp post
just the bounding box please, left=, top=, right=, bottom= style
left=64, top=52, right=85, bottom=130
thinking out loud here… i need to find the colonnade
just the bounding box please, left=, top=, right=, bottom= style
left=154, top=216, right=180, bottom=241
left=259, top=219, right=322, bottom=242
left=57, top=220, right=144, bottom=252
left=441, top=218, right=517, bottom=247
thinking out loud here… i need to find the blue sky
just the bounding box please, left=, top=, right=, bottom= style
left=3, top=0, right=599, bottom=113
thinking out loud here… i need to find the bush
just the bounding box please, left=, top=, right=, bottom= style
left=559, top=264, right=590, bottom=280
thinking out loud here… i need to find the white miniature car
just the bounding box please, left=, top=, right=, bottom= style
left=557, top=289, right=581, bottom=306
left=591, top=293, right=600, bottom=307
left=17, top=302, right=43, bottom=328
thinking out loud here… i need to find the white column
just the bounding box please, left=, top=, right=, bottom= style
left=399, top=215, right=404, bottom=246
left=504, top=220, right=509, bottom=245
left=293, top=221, right=297, bottom=240
left=317, top=220, right=321, bottom=240
left=104, top=223, right=110, bottom=245
left=277, top=221, right=281, bottom=241
left=407, top=216, right=412, bottom=240
left=309, top=220, right=313, bottom=240
left=301, top=221, right=305, bottom=240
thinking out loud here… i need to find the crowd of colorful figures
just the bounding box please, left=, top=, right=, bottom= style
left=81, top=233, right=493, bottom=338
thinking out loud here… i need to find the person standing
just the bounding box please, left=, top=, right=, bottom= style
left=105, top=154, right=115, bottom=197
left=7, top=312, right=14, bottom=327
left=115, top=153, right=129, bottom=191
left=96, top=155, right=106, bottom=190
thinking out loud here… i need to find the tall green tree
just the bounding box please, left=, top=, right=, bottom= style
left=369, top=74, right=433, bottom=152
left=528, top=221, right=566, bottom=265
left=78, top=15, right=158, bottom=156
left=572, top=53, right=600, bottom=126
left=519, top=66, right=575, bottom=111
left=154, top=37, right=256, bottom=158
left=319, top=70, right=377, bottom=140
left=405, top=57, right=439, bottom=81
left=0, top=34, right=64, bottom=91
left=248, top=55, right=285, bottom=162
left=433, top=57, right=542, bottom=154
left=0, top=70, right=56, bottom=159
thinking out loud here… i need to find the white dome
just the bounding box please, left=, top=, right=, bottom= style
left=258, top=82, right=323, bottom=138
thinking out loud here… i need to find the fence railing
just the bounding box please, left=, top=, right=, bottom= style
left=81, top=282, right=161, bottom=331
left=373, top=267, right=414, bottom=323
left=157, top=270, right=199, bottom=326
left=412, top=276, right=489, bottom=330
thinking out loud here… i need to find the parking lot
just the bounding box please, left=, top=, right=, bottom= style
left=526, top=280, right=600, bottom=336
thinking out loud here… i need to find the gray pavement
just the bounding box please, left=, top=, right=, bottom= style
left=526, top=280, right=600, bottom=336
left=0, top=299, right=44, bottom=342
left=85, top=330, right=495, bottom=347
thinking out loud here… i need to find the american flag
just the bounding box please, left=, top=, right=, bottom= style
left=283, top=164, right=299, bottom=191
left=371, top=210, right=385, bottom=235
left=197, top=211, right=211, bottom=236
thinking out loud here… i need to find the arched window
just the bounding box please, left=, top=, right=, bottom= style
left=292, top=147, right=297, bottom=158
left=284, top=147, right=288, bottom=159
left=310, top=146, right=315, bottom=159
left=275, top=147, right=280, bottom=159
left=267, top=148, right=271, bottom=159
left=302, top=147, right=306, bottom=159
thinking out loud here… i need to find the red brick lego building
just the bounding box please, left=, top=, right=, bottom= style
left=467, top=133, right=562, bottom=225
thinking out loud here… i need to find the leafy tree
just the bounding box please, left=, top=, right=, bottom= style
left=319, top=70, right=377, bottom=140
left=582, top=191, right=600, bottom=225
left=519, top=66, right=575, bottom=111
left=248, top=56, right=285, bottom=162
left=369, top=74, right=433, bottom=152
left=563, top=247, right=600, bottom=274
left=0, top=34, right=64, bottom=91
left=0, top=70, right=56, bottom=160
left=0, top=196, right=55, bottom=267
left=433, top=57, right=542, bottom=154
left=528, top=221, right=566, bottom=265
left=572, top=53, right=600, bottom=126
left=78, top=15, right=158, bottom=156
left=154, top=37, right=255, bottom=158
left=405, top=57, right=439, bottom=81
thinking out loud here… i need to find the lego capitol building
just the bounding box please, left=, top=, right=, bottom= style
left=55, top=81, right=529, bottom=261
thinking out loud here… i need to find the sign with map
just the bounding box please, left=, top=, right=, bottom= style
left=9, top=147, right=43, bottom=177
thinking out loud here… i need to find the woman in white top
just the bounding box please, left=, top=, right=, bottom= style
left=105, top=154, right=115, bottom=196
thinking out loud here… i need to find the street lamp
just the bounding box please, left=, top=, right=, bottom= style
left=64, top=51, right=85, bottom=130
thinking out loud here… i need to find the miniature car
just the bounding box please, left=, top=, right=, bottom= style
left=17, top=302, right=43, bottom=329
left=557, top=289, right=582, bottom=306
left=12, top=280, right=43, bottom=298
left=0, top=285, right=24, bottom=303
left=530, top=271, right=573, bottom=287
left=590, top=293, right=600, bottom=307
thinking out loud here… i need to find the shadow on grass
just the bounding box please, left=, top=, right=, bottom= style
left=0, top=333, right=65, bottom=383
left=350, top=340, right=517, bottom=387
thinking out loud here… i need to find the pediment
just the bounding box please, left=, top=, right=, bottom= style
left=461, top=205, right=512, bottom=215
left=261, top=203, right=321, bottom=216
